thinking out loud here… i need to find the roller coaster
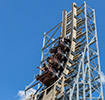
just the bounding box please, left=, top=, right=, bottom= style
left=25, top=2, right=104, bottom=100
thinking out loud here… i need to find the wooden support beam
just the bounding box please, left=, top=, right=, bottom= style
left=65, top=3, right=77, bottom=75
left=61, top=10, right=67, bottom=38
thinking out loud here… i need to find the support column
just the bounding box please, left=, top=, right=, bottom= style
left=61, top=10, right=67, bottom=38
left=66, top=2, right=77, bottom=74
left=71, top=2, right=77, bottom=60
left=84, top=1, right=92, bottom=100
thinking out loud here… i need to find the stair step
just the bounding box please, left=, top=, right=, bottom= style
left=73, top=37, right=77, bottom=42
left=68, top=58, right=75, bottom=64
left=76, top=29, right=81, bottom=34
left=71, top=50, right=76, bottom=56
left=76, top=31, right=86, bottom=39
left=56, top=86, right=61, bottom=92
left=66, top=28, right=71, bottom=33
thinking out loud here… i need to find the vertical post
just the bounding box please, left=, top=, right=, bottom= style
left=43, top=90, right=46, bottom=100
left=40, top=32, right=46, bottom=75
left=31, top=94, right=33, bottom=100
left=66, top=2, right=77, bottom=74
left=61, top=10, right=67, bottom=38
left=69, top=2, right=77, bottom=100
left=93, top=9, right=104, bottom=100
left=82, top=52, right=85, bottom=100
left=38, top=32, right=46, bottom=89
left=84, top=1, right=92, bottom=100
left=71, top=2, right=77, bottom=60
left=60, top=9, right=67, bottom=100
left=52, top=85, right=56, bottom=100
left=61, top=76, right=64, bottom=96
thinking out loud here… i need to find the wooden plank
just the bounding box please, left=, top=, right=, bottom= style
left=61, top=10, right=67, bottom=37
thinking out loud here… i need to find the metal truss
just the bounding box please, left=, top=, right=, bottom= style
left=64, top=2, right=104, bottom=100
left=24, top=1, right=104, bottom=100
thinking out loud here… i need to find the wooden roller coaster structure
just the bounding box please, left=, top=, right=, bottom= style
left=25, top=2, right=104, bottom=100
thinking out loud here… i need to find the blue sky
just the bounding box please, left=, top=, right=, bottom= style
left=0, top=0, right=105, bottom=100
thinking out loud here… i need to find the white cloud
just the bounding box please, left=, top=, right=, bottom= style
left=18, top=90, right=25, bottom=100
left=100, top=71, right=105, bottom=84
left=18, top=88, right=36, bottom=100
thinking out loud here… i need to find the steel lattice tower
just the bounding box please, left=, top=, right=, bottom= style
left=25, top=2, right=104, bottom=100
